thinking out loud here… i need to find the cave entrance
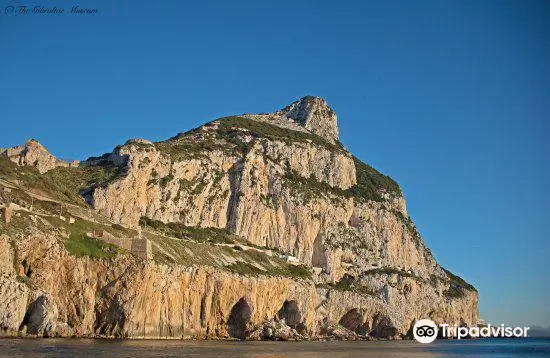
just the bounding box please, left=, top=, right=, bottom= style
left=227, top=298, right=252, bottom=339
left=339, top=309, right=368, bottom=334
left=276, top=300, right=302, bottom=328
left=370, top=313, right=398, bottom=338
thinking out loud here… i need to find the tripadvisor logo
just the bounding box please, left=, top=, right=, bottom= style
left=413, top=319, right=438, bottom=343
left=413, top=319, right=530, bottom=343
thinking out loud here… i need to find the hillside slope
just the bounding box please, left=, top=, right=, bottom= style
left=0, top=96, right=477, bottom=339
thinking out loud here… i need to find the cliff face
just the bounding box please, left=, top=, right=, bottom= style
left=0, top=139, right=77, bottom=174
left=0, top=231, right=477, bottom=339
left=275, top=96, right=339, bottom=144
left=0, top=96, right=478, bottom=339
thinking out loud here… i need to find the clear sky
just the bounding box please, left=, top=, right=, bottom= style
left=1, top=0, right=549, bottom=327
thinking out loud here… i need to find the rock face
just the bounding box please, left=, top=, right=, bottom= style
left=276, top=96, right=339, bottom=144
left=0, top=232, right=477, bottom=339
left=0, top=96, right=479, bottom=340
left=1, top=139, right=77, bottom=173
left=0, top=235, right=30, bottom=335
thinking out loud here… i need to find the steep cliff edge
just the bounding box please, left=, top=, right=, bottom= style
left=0, top=96, right=478, bottom=339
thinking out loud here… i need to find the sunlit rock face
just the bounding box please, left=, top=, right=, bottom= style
left=0, top=97, right=478, bottom=339
left=0, top=139, right=77, bottom=174
left=276, top=96, right=339, bottom=144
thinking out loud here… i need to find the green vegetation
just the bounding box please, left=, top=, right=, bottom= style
left=443, top=286, right=464, bottom=299
left=111, top=223, right=125, bottom=231
left=0, top=211, right=33, bottom=236
left=47, top=216, right=124, bottom=260
left=282, top=170, right=347, bottom=204
left=44, top=163, right=125, bottom=204
left=346, top=157, right=401, bottom=202
left=226, top=261, right=264, bottom=276
left=0, top=185, right=57, bottom=214
left=316, top=276, right=377, bottom=297
left=141, top=217, right=311, bottom=279
left=239, top=240, right=286, bottom=256
left=0, top=156, right=124, bottom=206
left=85, top=151, right=112, bottom=162
left=159, top=173, right=174, bottom=188
left=226, top=260, right=310, bottom=279
left=236, top=248, right=311, bottom=279
left=362, top=267, right=417, bottom=279
left=442, top=268, right=476, bottom=291
left=442, top=268, right=476, bottom=298
left=155, top=134, right=233, bottom=162
left=211, top=170, right=223, bottom=186
left=64, top=234, right=119, bottom=260
left=154, top=116, right=401, bottom=206
left=139, top=217, right=238, bottom=244
left=282, top=156, right=401, bottom=204
left=16, top=275, right=34, bottom=288
left=216, top=116, right=344, bottom=152
left=155, top=115, right=347, bottom=162
left=125, top=141, right=155, bottom=150
left=278, top=263, right=311, bottom=279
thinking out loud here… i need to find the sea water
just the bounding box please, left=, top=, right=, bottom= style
left=0, top=338, right=548, bottom=357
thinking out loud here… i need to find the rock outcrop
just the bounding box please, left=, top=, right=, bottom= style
left=276, top=96, right=339, bottom=144
left=1, top=139, right=77, bottom=173
left=0, top=96, right=478, bottom=340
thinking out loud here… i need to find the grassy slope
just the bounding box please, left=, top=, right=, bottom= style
left=155, top=115, right=346, bottom=162
left=141, top=217, right=311, bottom=279
left=0, top=156, right=123, bottom=206
left=46, top=216, right=127, bottom=260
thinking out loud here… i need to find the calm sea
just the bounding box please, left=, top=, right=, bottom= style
left=0, top=338, right=548, bottom=357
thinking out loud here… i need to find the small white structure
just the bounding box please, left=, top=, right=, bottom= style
left=59, top=215, right=66, bottom=222
left=3, top=187, right=11, bottom=193
left=286, top=256, right=299, bottom=263
left=279, top=254, right=300, bottom=264
left=69, top=217, right=75, bottom=224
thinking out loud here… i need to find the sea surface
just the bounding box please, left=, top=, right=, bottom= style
left=0, top=338, right=548, bottom=357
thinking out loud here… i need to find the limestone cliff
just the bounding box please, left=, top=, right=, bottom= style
left=0, top=96, right=478, bottom=340
left=0, top=139, right=77, bottom=174
left=275, top=96, right=339, bottom=144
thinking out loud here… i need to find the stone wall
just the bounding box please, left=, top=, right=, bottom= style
left=91, top=231, right=152, bottom=260
left=1, top=205, right=12, bottom=224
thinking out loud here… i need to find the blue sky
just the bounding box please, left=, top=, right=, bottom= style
left=1, top=0, right=549, bottom=327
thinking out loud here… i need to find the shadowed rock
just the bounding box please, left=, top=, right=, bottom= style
left=227, top=298, right=252, bottom=339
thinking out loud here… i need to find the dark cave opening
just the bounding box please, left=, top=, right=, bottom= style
left=276, top=300, right=303, bottom=328
left=227, top=298, right=252, bottom=339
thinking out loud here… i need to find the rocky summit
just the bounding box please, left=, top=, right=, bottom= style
left=0, top=96, right=478, bottom=340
